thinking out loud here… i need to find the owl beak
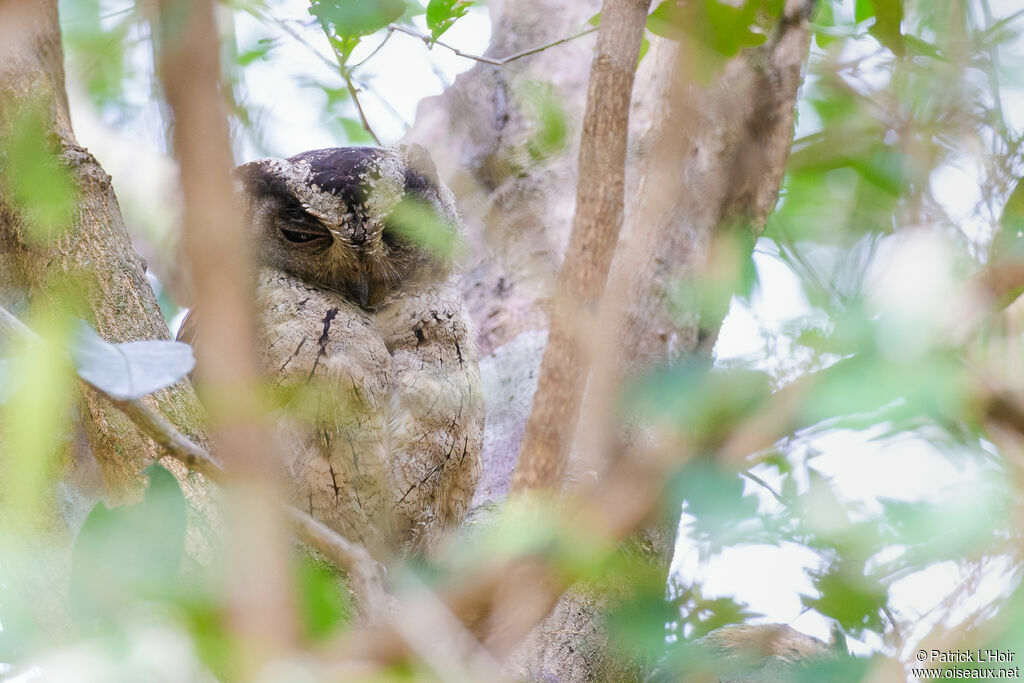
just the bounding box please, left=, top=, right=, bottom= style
left=354, top=273, right=370, bottom=309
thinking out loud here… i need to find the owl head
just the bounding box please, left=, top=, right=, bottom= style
left=236, top=145, right=460, bottom=309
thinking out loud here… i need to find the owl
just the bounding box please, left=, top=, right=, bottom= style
left=183, top=145, right=484, bottom=560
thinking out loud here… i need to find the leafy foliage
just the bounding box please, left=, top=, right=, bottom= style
left=646, top=0, right=786, bottom=78
left=426, top=0, right=473, bottom=42
left=0, top=102, right=76, bottom=240
left=70, top=464, right=187, bottom=623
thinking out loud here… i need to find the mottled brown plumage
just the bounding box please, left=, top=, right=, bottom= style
left=184, top=145, right=483, bottom=558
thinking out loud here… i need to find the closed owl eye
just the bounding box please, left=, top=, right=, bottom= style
left=280, top=227, right=330, bottom=244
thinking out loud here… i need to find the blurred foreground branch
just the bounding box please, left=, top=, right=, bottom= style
left=151, top=0, right=296, bottom=657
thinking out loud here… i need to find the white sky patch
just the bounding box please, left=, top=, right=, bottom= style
left=714, top=248, right=815, bottom=364
left=233, top=0, right=491, bottom=158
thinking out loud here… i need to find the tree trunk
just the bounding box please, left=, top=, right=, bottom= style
left=0, top=1, right=216, bottom=633
left=405, top=0, right=815, bottom=678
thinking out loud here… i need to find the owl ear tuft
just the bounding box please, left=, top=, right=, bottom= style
left=397, top=144, right=441, bottom=195
left=234, top=158, right=292, bottom=201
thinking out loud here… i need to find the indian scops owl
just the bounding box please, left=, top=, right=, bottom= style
left=232, top=145, right=482, bottom=559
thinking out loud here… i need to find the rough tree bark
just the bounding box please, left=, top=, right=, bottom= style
left=0, top=0, right=216, bottom=624
left=405, top=0, right=816, bottom=678
left=0, top=1, right=209, bottom=500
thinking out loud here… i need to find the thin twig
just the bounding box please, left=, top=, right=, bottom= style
left=389, top=23, right=598, bottom=67
left=263, top=14, right=339, bottom=71
left=264, top=17, right=595, bottom=146
left=342, top=70, right=382, bottom=145
left=350, top=27, right=395, bottom=70
left=311, top=17, right=383, bottom=145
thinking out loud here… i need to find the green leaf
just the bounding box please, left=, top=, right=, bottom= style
left=854, top=0, right=875, bottom=23
left=637, top=30, right=651, bottom=67
left=647, top=1, right=686, bottom=41
left=59, top=0, right=133, bottom=111
left=811, top=0, right=837, bottom=47
left=70, top=320, right=195, bottom=400
left=646, top=0, right=784, bottom=80
left=309, top=0, right=405, bottom=36
left=868, top=0, right=904, bottom=55
left=70, top=463, right=187, bottom=623
left=990, top=176, right=1024, bottom=267
left=296, top=555, right=353, bottom=640
left=671, top=459, right=762, bottom=547
left=235, top=38, right=275, bottom=66
left=338, top=116, right=375, bottom=143
left=386, top=197, right=464, bottom=261
left=803, top=558, right=887, bottom=635
left=519, top=81, right=570, bottom=162
left=0, top=103, right=77, bottom=240
left=426, top=0, right=474, bottom=42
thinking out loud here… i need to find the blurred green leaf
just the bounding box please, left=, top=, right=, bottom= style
left=309, top=0, right=405, bottom=37
left=235, top=37, right=275, bottom=66
left=803, top=558, right=887, bottom=635
left=296, top=555, right=352, bottom=640
left=59, top=0, right=134, bottom=111
left=70, top=463, right=187, bottom=623
left=671, top=582, right=763, bottom=642
left=811, top=0, right=837, bottom=47
left=386, top=197, right=464, bottom=261
left=0, top=313, right=76, bottom=522
left=637, top=31, right=651, bottom=66
left=70, top=320, right=194, bottom=400
left=868, top=0, right=903, bottom=55
left=631, top=363, right=772, bottom=443
left=338, top=116, right=374, bottom=143
left=519, top=81, right=570, bottom=162
left=673, top=459, right=762, bottom=547
left=426, top=0, right=473, bottom=42
left=647, top=0, right=784, bottom=77
left=0, top=103, right=77, bottom=240
left=989, top=176, right=1024, bottom=267
left=854, top=0, right=875, bottom=23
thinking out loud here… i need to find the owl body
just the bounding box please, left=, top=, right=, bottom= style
left=373, top=277, right=483, bottom=552
left=236, top=145, right=483, bottom=558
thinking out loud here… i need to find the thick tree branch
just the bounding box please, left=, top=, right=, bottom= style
left=510, top=0, right=652, bottom=494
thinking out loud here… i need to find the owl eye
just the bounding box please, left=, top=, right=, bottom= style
left=280, top=226, right=331, bottom=245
